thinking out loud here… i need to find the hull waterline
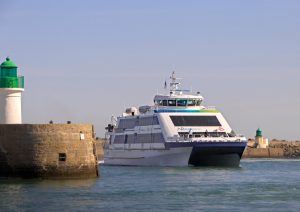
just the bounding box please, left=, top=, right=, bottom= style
left=104, top=142, right=247, bottom=167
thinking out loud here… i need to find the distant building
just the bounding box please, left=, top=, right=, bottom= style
left=255, top=128, right=269, bottom=148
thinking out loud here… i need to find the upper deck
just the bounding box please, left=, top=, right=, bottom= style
left=121, top=72, right=216, bottom=117
left=153, top=72, right=208, bottom=111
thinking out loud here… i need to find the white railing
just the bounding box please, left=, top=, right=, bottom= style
left=169, top=136, right=246, bottom=143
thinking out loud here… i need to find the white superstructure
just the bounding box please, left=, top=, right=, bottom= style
left=104, top=72, right=247, bottom=167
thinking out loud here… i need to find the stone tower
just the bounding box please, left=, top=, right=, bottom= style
left=0, top=57, right=24, bottom=124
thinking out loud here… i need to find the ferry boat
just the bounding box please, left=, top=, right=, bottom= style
left=104, top=72, right=247, bottom=167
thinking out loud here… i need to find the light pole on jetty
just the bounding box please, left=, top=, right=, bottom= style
left=0, top=57, right=24, bottom=124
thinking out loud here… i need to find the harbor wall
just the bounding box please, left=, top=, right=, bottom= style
left=0, top=124, right=99, bottom=178
left=243, top=148, right=284, bottom=158
left=95, top=138, right=105, bottom=161
left=242, top=140, right=300, bottom=159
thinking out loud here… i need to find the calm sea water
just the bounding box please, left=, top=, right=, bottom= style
left=0, top=159, right=299, bottom=212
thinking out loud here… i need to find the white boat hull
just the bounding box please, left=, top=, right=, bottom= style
left=104, top=147, right=193, bottom=166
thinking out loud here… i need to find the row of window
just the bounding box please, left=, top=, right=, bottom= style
left=170, top=116, right=221, bottom=126
left=155, top=99, right=201, bottom=107
left=118, top=116, right=159, bottom=129
left=114, top=133, right=165, bottom=144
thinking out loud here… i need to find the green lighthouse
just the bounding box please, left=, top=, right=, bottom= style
left=256, top=128, right=262, bottom=137
left=0, top=57, right=24, bottom=88
left=0, top=57, right=24, bottom=124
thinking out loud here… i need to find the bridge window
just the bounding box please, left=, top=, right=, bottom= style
left=168, top=100, right=176, bottom=106
left=156, top=100, right=168, bottom=106
left=195, top=100, right=201, bottom=106
left=187, top=99, right=196, bottom=106
left=186, top=99, right=202, bottom=106
left=156, top=100, right=163, bottom=106
left=177, top=99, right=187, bottom=106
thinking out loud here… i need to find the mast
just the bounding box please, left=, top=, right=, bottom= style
left=169, top=71, right=180, bottom=96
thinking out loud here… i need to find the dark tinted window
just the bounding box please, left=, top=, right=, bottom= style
left=177, top=99, right=187, bottom=106
left=187, top=99, right=196, bottom=106
left=114, top=132, right=164, bottom=144
left=138, top=116, right=159, bottom=126
left=136, top=133, right=165, bottom=143
left=118, top=118, right=137, bottom=129
left=168, top=100, right=176, bottom=106
left=152, top=133, right=165, bottom=143
left=114, top=135, right=125, bottom=144
left=170, top=116, right=221, bottom=126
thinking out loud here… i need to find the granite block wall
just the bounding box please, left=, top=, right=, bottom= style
left=0, top=124, right=99, bottom=178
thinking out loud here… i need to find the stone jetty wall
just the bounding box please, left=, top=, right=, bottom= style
left=95, top=138, right=105, bottom=161
left=242, top=139, right=300, bottom=159
left=243, top=148, right=284, bottom=158
left=0, top=124, right=99, bottom=178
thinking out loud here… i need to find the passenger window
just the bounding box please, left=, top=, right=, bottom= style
left=177, top=99, right=187, bottom=106
left=168, top=100, right=176, bottom=106
left=163, top=100, right=168, bottom=106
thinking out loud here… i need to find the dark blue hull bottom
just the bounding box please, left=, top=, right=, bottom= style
left=166, top=142, right=247, bottom=167
left=188, top=146, right=245, bottom=167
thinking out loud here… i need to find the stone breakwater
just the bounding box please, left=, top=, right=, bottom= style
left=243, top=139, right=300, bottom=158
left=0, top=124, right=99, bottom=178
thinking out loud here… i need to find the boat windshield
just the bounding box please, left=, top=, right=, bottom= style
left=168, top=100, right=176, bottom=106
left=155, top=99, right=201, bottom=107
left=177, top=99, right=187, bottom=106
left=188, top=99, right=201, bottom=106
left=187, top=99, right=196, bottom=106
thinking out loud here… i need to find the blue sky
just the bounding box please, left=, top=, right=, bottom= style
left=1, top=0, right=300, bottom=139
